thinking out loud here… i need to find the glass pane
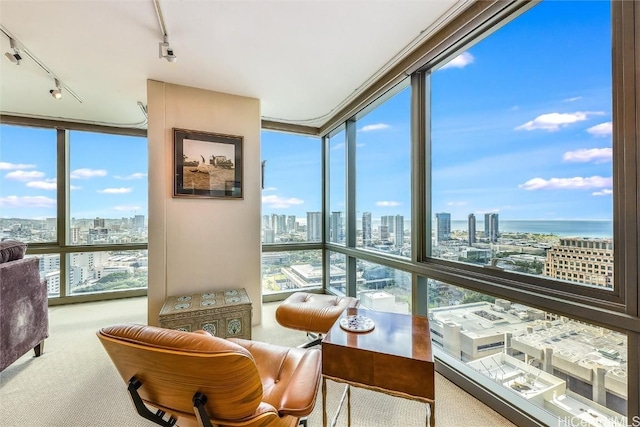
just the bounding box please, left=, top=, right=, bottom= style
left=328, top=129, right=346, bottom=245
left=328, top=251, right=347, bottom=296
left=428, top=279, right=627, bottom=424
left=261, top=250, right=322, bottom=295
left=26, top=254, right=61, bottom=298
left=430, top=1, right=613, bottom=290
left=68, top=250, right=148, bottom=295
left=69, top=131, right=148, bottom=245
left=0, top=125, right=57, bottom=243
left=356, top=86, right=411, bottom=258
left=261, top=131, right=321, bottom=244
left=357, top=260, right=411, bottom=314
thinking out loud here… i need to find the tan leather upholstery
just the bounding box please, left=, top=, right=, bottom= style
left=275, top=292, right=359, bottom=334
left=98, top=324, right=321, bottom=427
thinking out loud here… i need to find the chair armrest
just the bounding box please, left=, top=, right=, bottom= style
left=277, top=349, right=321, bottom=417
left=231, top=338, right=321, bottom=418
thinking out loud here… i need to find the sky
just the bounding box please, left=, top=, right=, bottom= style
left=263, top=0, right=613, bottom=223
left=1, top=1, right=612, bottom=224
left=0, top=127, right=148, bottom=219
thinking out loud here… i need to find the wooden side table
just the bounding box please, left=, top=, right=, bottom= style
left=158, top=288, right=252, bottom=340
left=321, top=307, right=435, bottom=426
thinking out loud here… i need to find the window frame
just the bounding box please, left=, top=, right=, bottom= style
left=0, top=115, right=148, bottom=305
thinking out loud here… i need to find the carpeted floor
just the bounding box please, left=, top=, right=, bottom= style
left=0, top=297, right=515, bottom=427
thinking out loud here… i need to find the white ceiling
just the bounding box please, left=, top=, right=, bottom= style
left=0, top=0, right=466, bottom=130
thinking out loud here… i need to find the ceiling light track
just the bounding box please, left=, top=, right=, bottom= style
left=0, top=25, right=83, bottom=103
left=153, top=0, right=177, bottom=62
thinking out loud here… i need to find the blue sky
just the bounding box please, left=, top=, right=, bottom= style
left=2, top=1, right=612, bottom=224
left=0, top=127, right=148, bottom=219
left=263, top=0, right=612, bottom=222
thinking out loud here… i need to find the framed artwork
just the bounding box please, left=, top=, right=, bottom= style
left=173, top=128, right=243, bottom=199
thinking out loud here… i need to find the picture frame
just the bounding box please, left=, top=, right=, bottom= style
left=173, top=128, right=243, bottom=199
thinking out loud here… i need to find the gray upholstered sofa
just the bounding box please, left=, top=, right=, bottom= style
left=0, top=240, right=49, bottom=372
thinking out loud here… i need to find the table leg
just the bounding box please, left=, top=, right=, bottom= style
left=322, top=377, right=327, bottom=427
left=426, top=401, right=433, bottom=427
left=347, top=384, right=351, bottom=427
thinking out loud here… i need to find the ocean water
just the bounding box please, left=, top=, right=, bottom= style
left=451, top=220, right=613, bottom=239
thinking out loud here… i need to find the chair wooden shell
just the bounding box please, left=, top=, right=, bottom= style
left=97, top=324, right=321, bottom=427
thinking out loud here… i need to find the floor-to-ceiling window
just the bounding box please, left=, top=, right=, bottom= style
left=320, top=0, right=638, bottom=424
left=325, top=82, right=413, bottom=314
left=0, top=120, right=148, bottom=303
left=424, top=2, right=626, bottom=422
left=260, top=129, right=322, bottom=297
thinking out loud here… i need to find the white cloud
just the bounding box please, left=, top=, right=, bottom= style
left=592, top=189, right=613, bottom=196
left=70, top=168, right=107, bottom=179
left=331, top=142, right=345, bottom=151
left=587, top=122, right=612, bottom=138
left=0, top=162, right=36, bottom=170
left=113, top=205, right=142, bottom=211
left=263, top=187, right=278, bottom=191
left=5, top=170, right=45, bottom=181
left=563, top=96, right=583, bottom=102
left=447, top=201, right=468, bottom=206
left=519, top=175, right=612, bottom=190
left=98, top=187, right=132, bottom=194
left=26, top=179, right=57, bottom=190
left=70, top=185, right=82, bottom=191
left=375, top=201, right=401, bottom=207
left=515, top=111, right=604, bottom=131
left=360, top=123, right=389, bottom=132
left=0, top=195, right=56, bottom=208
left=563, top=148, right=612, bottom=163
left=440, top=52, right=474, bottom=70
left=262, top=194, right=304, bottom=209
left=114, top=172, right=147, bottom=180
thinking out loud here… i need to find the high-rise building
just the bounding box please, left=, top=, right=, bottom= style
left=262, top=215, right=270, bottom=230
left=468, top=213, right=476, bottom=245
left=393, top=215, right=404, bottom=247
left=435, top=212, right=451, bottom=245
left=45, top=217, right=56, bottom=231
left=379, top=225, right=389, bottom=242
left=362, top=212, right=372, bottom=247
left=484, top=213, right=499, bottom=242
left=330, top=211, right=343, bottom=243
left=133, top=215, right=145, bottom=231
left=287, top=215, right=296, bottom=232
left=381, top=215, right=395, bottom=233
left=544, top=238, right=613, bottom=288
left=306, top=212, right=322, bottom=242
left=94, top=217, right=105, bottom=228
left=263, top=229, right=275, bottom=244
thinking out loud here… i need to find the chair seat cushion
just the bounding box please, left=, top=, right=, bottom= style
left=275, top=292, right=359, bottom=334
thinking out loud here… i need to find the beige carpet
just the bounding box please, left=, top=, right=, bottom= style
left=0, top=297, right=515, bottom=427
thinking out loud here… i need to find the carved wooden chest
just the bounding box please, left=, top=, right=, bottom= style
left=158, top=288, right=252, bottom=340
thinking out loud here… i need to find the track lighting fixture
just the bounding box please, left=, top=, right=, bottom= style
left=4, top=37, right=21, bottom=65
left=50, top=79, right=62, bottom=99
left=159, top=34, right=177, bottom=62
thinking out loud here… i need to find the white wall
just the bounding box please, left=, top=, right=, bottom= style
left=147, top=80, right=262, bottom=326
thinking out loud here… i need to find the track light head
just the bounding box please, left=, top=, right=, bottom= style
left=50, top=78, right=62, bottom=99
left=4, top=38, right=22, bottom=65
left=165, top=48, right=177, bottom=62
left=50, top=88, right=62, bottom=99
left=159, top=35, right=177, bottom=63
left=4, top=51, right=21, bottom=65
